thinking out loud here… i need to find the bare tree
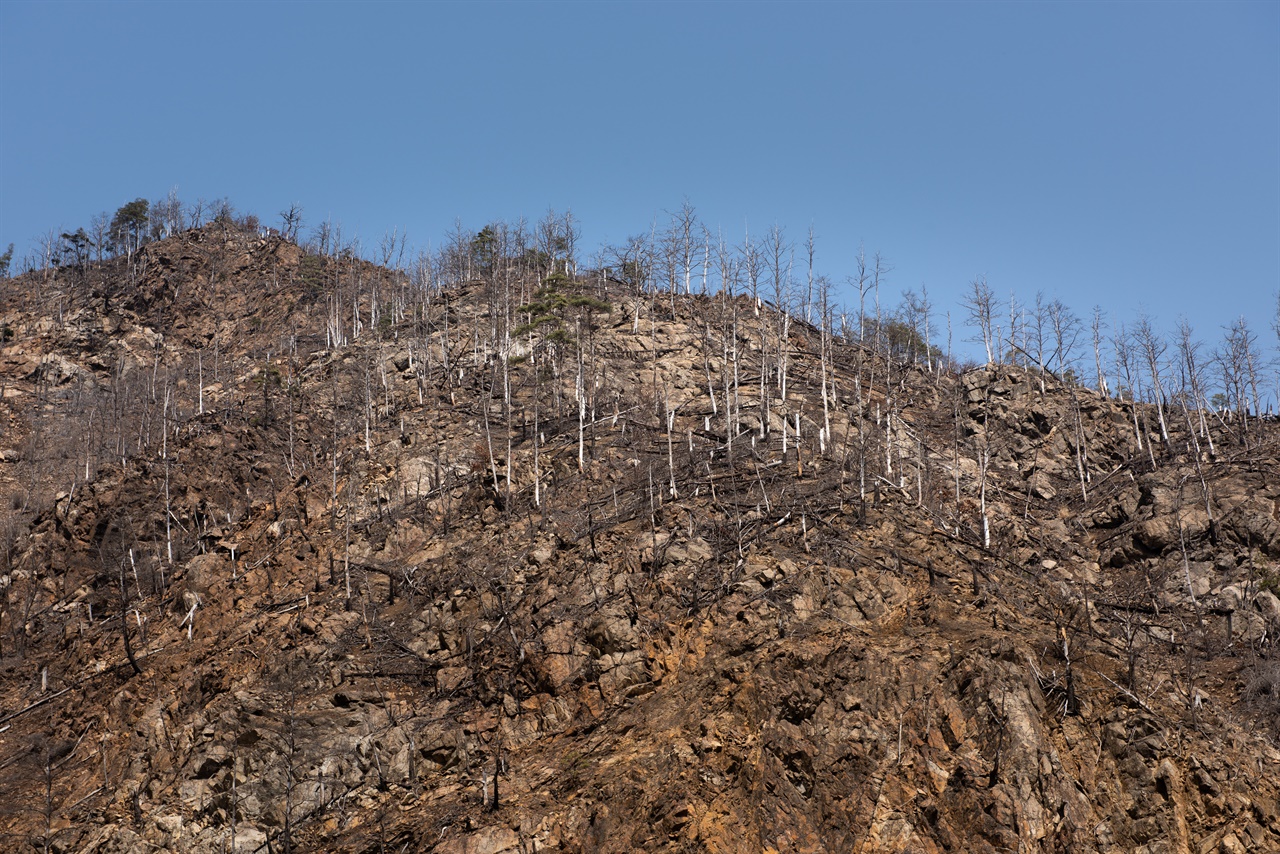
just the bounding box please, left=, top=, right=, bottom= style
left=664, top=201, right=699, bottom=296
left=280, top=203, right=304, bottom=242
left=150, top=187, right=185, bottom=239
left=1174, top=319, right=1215, bottom=456
left=37, top=229, right=60, bottom=281
left=561, top=209, right=580, bottom=274
left=976, top=430, right=992, bottom=549
left=817, top=274, right=834, bottom=454
left=898, top=287, right=934, bottom=369
left=1007, top=290, right=1026, bottom=368
left=1273, top=292, right=1280, bottom=408
left=1133, top=315, right=1171, bottom=449
left=609, top=232, right=655, bottom=298
left=851, top=243, right=871, bottom=343
left=312, top=217, right=334, bottom=258
left=1273, top=290, right=1280, bottom=347
left=1047, top=298, right=1082, bottom=384
left=918, top=285, right=935, bottom=372
left=100, top=522, right=144, bottom=678
left=537, top=209, right=576, bottom=276
left=804, top=225, right=816, bottom=323
left=1020, top=291, right=1049, bottom=388
left=964, top=276, right=998, bottom=364
left=1216, top=317, right=1263, bottom=447
left=89, top=212, right=111, bottom=265
left=1113, top=324, right=1144, bottom=451
left=763, top=224, right=793, bottom=406
left=1090, top=305, right=1109, bottom=397
left=188, top=198, right=208, bottom=229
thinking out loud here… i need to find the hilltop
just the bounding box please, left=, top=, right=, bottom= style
left=1, top=219, right=1279, bottom=853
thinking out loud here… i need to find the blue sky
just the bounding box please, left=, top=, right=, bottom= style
left=2, top=0, right=1277, bottom=361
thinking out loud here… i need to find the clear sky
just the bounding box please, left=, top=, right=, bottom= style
left=2, top=0, right=1277, bottom=362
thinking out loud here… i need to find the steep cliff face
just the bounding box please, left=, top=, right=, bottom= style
left=1, top=225, right=1278, bottom=853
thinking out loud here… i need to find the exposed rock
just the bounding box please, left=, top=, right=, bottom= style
left=1, top=225, right=1277, bottom=854
left=436, top=826, right=521, bottom=854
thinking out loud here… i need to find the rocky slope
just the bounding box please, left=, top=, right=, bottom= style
left=1, top=223, right=1278, bottom=853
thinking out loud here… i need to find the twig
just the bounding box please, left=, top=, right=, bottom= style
left=1098, top=671, right=1159, bottom=717
left=0, top=687, right=72, bottom=725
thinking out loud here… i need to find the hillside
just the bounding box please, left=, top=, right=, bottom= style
left=1, top=221, right=1279, bottom=854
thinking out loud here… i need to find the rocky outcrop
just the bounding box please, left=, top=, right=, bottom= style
left=1, top=229, right=1278, bottom=853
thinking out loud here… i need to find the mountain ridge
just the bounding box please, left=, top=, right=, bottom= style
left=1, top=220, right=1278, bottom=853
